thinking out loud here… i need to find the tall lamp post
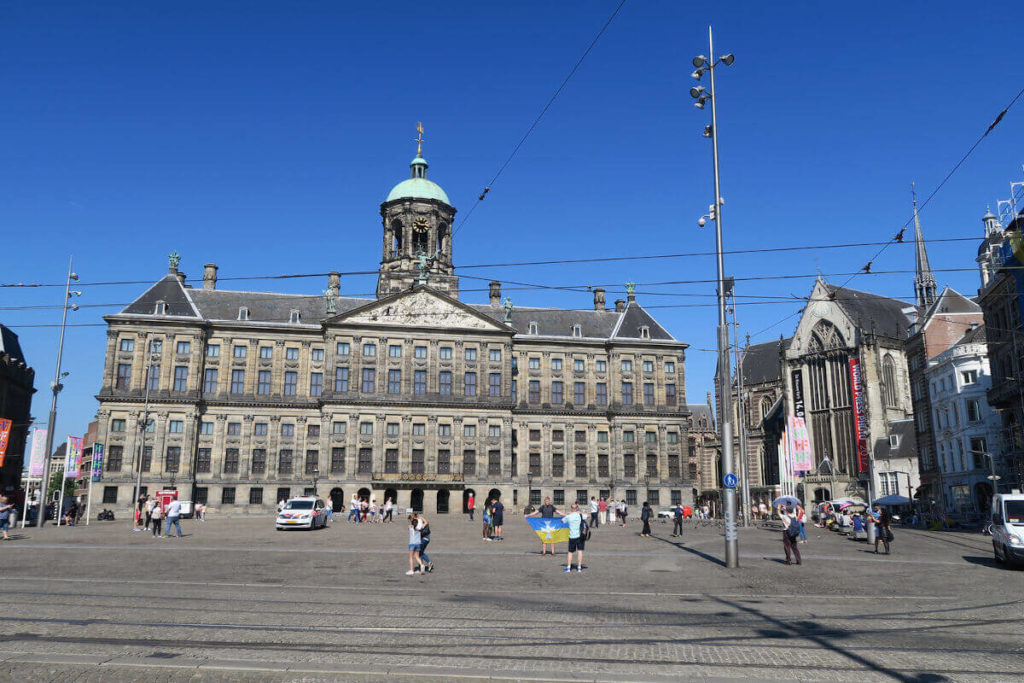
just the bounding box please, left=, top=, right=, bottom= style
left=130, top=353, right=159, bottom=530
left=970, top=450, right=1001, bottom=495
left=692, top=26, right=738, bottom=567
left=38, top=258, right=80, bottom=527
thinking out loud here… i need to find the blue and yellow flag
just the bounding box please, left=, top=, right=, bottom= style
left=527, top=517, right=570, bottom=543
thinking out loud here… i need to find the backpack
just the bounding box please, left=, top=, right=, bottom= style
left=579, top=516, right=591, bottom=541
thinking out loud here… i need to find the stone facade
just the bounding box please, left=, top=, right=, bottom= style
left=92, top=148, right=693, bottom=514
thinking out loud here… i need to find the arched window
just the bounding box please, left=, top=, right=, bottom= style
left=391, top=219, right=403, bottom=256
left=436, top=222, right=448, bottom=256
left=883, top=354, right=898, bottom=408
left=760, top=395, right=773, bottom=419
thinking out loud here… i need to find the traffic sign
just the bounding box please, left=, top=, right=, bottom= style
left=723, top=473, right=738, bottom=488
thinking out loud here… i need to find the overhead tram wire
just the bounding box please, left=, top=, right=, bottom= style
left=451, top=0, right=628, bottom=239
left=835, top=83, right=1024, bottom=292
left=0, top=234, right=995, bottom=291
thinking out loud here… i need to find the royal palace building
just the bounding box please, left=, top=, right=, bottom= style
left=93, top=143, right=693, bottom=514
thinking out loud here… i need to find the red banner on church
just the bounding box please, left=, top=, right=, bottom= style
left=0, top=418, right=11, bottom=468
left=848, top=358, right=869, bottom=473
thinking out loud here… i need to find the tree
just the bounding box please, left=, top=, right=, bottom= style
left=47, top=471, right=75, bottom=499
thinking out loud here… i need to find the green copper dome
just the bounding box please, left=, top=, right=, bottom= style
left=385, top=154, right=451, bottom=205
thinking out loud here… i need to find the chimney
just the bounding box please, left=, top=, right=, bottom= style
left=203, top=263, right=218, bottom=290
left=489, top=280, right=501, bottom=306
left=327, top=271, right=341, bottom=296
left=614, top=298, right=626, bottom=312
left=593, top=288, right=606, bottom=311
left=176, top=270, right=186, bottom=285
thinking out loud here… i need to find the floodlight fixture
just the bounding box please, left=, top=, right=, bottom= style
left=720, top=53, right=735, bottom=66
left=693, top=55, right=707, bottom=68
left=690, top=86, right=705, bottom=99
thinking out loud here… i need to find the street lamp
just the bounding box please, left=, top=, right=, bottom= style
left=692, top=25, right=738, bottom=567
left=37, top=259, right=80, bottom=527
left=130, top=352, right=160, bottom=530
left=970, top=450, right=1001, bottom=491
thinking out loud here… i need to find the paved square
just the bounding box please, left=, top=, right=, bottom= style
left=1, top=512, right=1021, bottom=681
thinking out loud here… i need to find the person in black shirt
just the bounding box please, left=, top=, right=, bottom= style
left=526, top=497, right=564, bottom=555
left=491, top=498, right=505, bottom=541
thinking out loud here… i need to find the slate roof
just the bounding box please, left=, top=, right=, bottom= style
left=740, top=337, right=791, bottom=385
left=114, top=277, right=682, bottom=344
left=121, top=274, right=200, bottom=318
left=874, top=419, right=918, bottom=462
left=687, top=403, right=715, bottom=431
left=0, top=324, right=27, bottom=363
left=921, top=287, right=980, bottom=321
left=824, top=283, right=912, bottom=338
left=957, top=323, right=986, bottom=345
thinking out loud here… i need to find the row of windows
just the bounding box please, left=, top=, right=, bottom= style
left=119, top=337, right=679, bottom=373
left=110, top=418, right=505, bottom=439
left=525, top=380, right=676, bottom=406
left=526, top=452, right=685, bottom=479
left=530, top=489, right=682, bottom=507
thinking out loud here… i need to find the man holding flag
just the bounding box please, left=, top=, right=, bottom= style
left=526, top=497, right=564, bottom=556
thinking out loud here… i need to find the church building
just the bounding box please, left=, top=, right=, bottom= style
left=92, top=136, right=693, bottom=514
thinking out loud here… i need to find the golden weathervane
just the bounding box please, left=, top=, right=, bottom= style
left=415, top=121, right=424, bottom=155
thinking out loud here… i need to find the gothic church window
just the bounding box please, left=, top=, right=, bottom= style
left=882, top=354, right=898, bottom=408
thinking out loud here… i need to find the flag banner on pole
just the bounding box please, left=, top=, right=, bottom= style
left=0, top=418, right=11, bottom=468
left=526, top=517, right=570, bottom=544
left=789, top=416, right=813, bottom=472
left=91, top=443, right=104, bottom=482
left=848, top=358, right=870, bottom=473
left=65, top=436, right=84, bottom=478
left=29, top=428, right=47, bottom=477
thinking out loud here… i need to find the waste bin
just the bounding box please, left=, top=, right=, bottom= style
left=866, top=519, right=876, bottom=545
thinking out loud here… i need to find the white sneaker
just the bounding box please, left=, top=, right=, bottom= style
left=405, top=570, right=416, bottom=576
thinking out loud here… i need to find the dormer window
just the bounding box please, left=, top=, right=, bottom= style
left=154, top=300, right=167, bottom=315
left=529, top=321, right=538, bottom=335
left=639, top=325, right=650, bottom=339
left=572, top=324, right=582, bottom=337
left=889, top=434, right=900, bottom=448
left=237, top=307, right=249, bottom=321
left=290, top=309, right=301, bottom=324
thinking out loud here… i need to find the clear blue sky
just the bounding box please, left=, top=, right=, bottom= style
left=3, top=1, right=1024, bottom=442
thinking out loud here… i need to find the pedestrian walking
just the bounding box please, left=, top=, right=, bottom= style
left=778, top=505, right=802, bottom=565
left=671, top=502, right=684, bottom=538
left=640, top=501, right=652, bottom=537
left=563, top=502, right=587, bottom=573
left=151, top=501, right=163, bottom=537
left=490, top=497, right=504, bottom=541
left=598, top=497, right=608, bottom=526
left=619, top=500, right=628, bottom=527
left=589, top=496, right=600, bottom=529
left=348, top=494, right=361, bottom=523
left=0, top=496, right=14, bottom=541
left=407, top=514, right=426, bottom=576
left=467, top=493, right=475, bottom=521
left=416, top=513, right=433, bottom=573
left=368, top=499, right=378, bottom=523
left=144, top=496, right=154, bottom=530
left=526, top=497, right=564, bottom=555
left=326, top=495, right=334, bottom=524
left=606, top=498, right=615, bottom=526
left=382, top=497, right=394, bottom=523
left=875, top=507, right=894, bottom=555
left=164, top=498, right=183, bottom=538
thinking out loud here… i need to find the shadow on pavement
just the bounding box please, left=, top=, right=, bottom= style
left=648, top=533, right=726, bottom=567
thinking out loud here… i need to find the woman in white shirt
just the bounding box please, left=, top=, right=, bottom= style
left=777, top=505, right=802, bottom=565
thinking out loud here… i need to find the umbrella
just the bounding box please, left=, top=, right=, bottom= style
left=832, top=496, right=866, bottom=506
left=772, top=495, right=801, bottom=509
left=873, top=494, right=910, bottom=506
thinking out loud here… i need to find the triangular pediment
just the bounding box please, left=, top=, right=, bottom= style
left=327, top=286, right=511, bottom=332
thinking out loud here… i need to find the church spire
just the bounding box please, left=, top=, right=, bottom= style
left=912, top=183, right=937, bottom=309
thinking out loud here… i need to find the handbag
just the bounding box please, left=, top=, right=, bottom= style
left=785, top=522, right=800, bottom=540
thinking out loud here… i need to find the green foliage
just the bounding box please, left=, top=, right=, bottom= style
left=47, top=471, right=76, bottom=499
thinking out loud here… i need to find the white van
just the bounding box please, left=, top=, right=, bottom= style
left=990, top=493, right=1024, bottom=568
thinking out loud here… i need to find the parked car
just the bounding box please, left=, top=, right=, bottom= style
left=991, top=493, right=1024, bottom=568
left=276, top=497, right=329, bottom=530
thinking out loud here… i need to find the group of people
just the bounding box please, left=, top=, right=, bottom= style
left=480, top=496, right=505, bottom=541
left=135, top=494, right=186, bottom=538
left=341, top=495, right=395, bottom=524
left=525, top=497, right=589, bottom=572
left=406, top=511, right=434, bottom=575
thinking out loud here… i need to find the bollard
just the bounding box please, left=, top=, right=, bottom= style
left=866, top=519, right=876, bottom=545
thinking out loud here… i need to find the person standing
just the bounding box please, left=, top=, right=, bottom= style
left=778, top=505, right=802, bottom=565
left=0, top=496, right=14, bottom=541
left=598, top=497, right=608, bottom=526
left=640, top=501, right=652, bottom=537
left=143, top=496, right=155, bottom=530
left=671, top=502, right=684, bottom=538
left=875, top=507, right=893, bottom=555
left=526, top=497, right=564, bottom=556
left=150, top=500, right=163, bottom=537
left=467, top=492, right=475, bottom=522
left=619, top=499, right=628, bottom=527
left=490, top=497, right=504, bottom=541
left=325, top=495, right=334, bottom=524
left=589, top=496, right=599, bottom=529
left=416, top=513, right=433, bottom=573
left=796, top=503, right=808, bottom=544
left=382, top=497, right=394, bottom=523
left=406, top=514, right=426, bottom=576
left=563, top=502, right=587, bottom=573
left=164, top=498, right=183, bottom=538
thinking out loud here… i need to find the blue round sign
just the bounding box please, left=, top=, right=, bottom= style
left=723, top=473, right=738, bottom=488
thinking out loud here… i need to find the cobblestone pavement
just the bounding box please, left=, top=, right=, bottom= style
left=1, top=513, right=1021, bottom=682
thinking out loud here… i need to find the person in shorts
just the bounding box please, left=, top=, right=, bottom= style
left=0, top=496, right=15, bottom=540
left=490, top=497, right=504, bottom=541
left=563, top=502, right=586, bottom=573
